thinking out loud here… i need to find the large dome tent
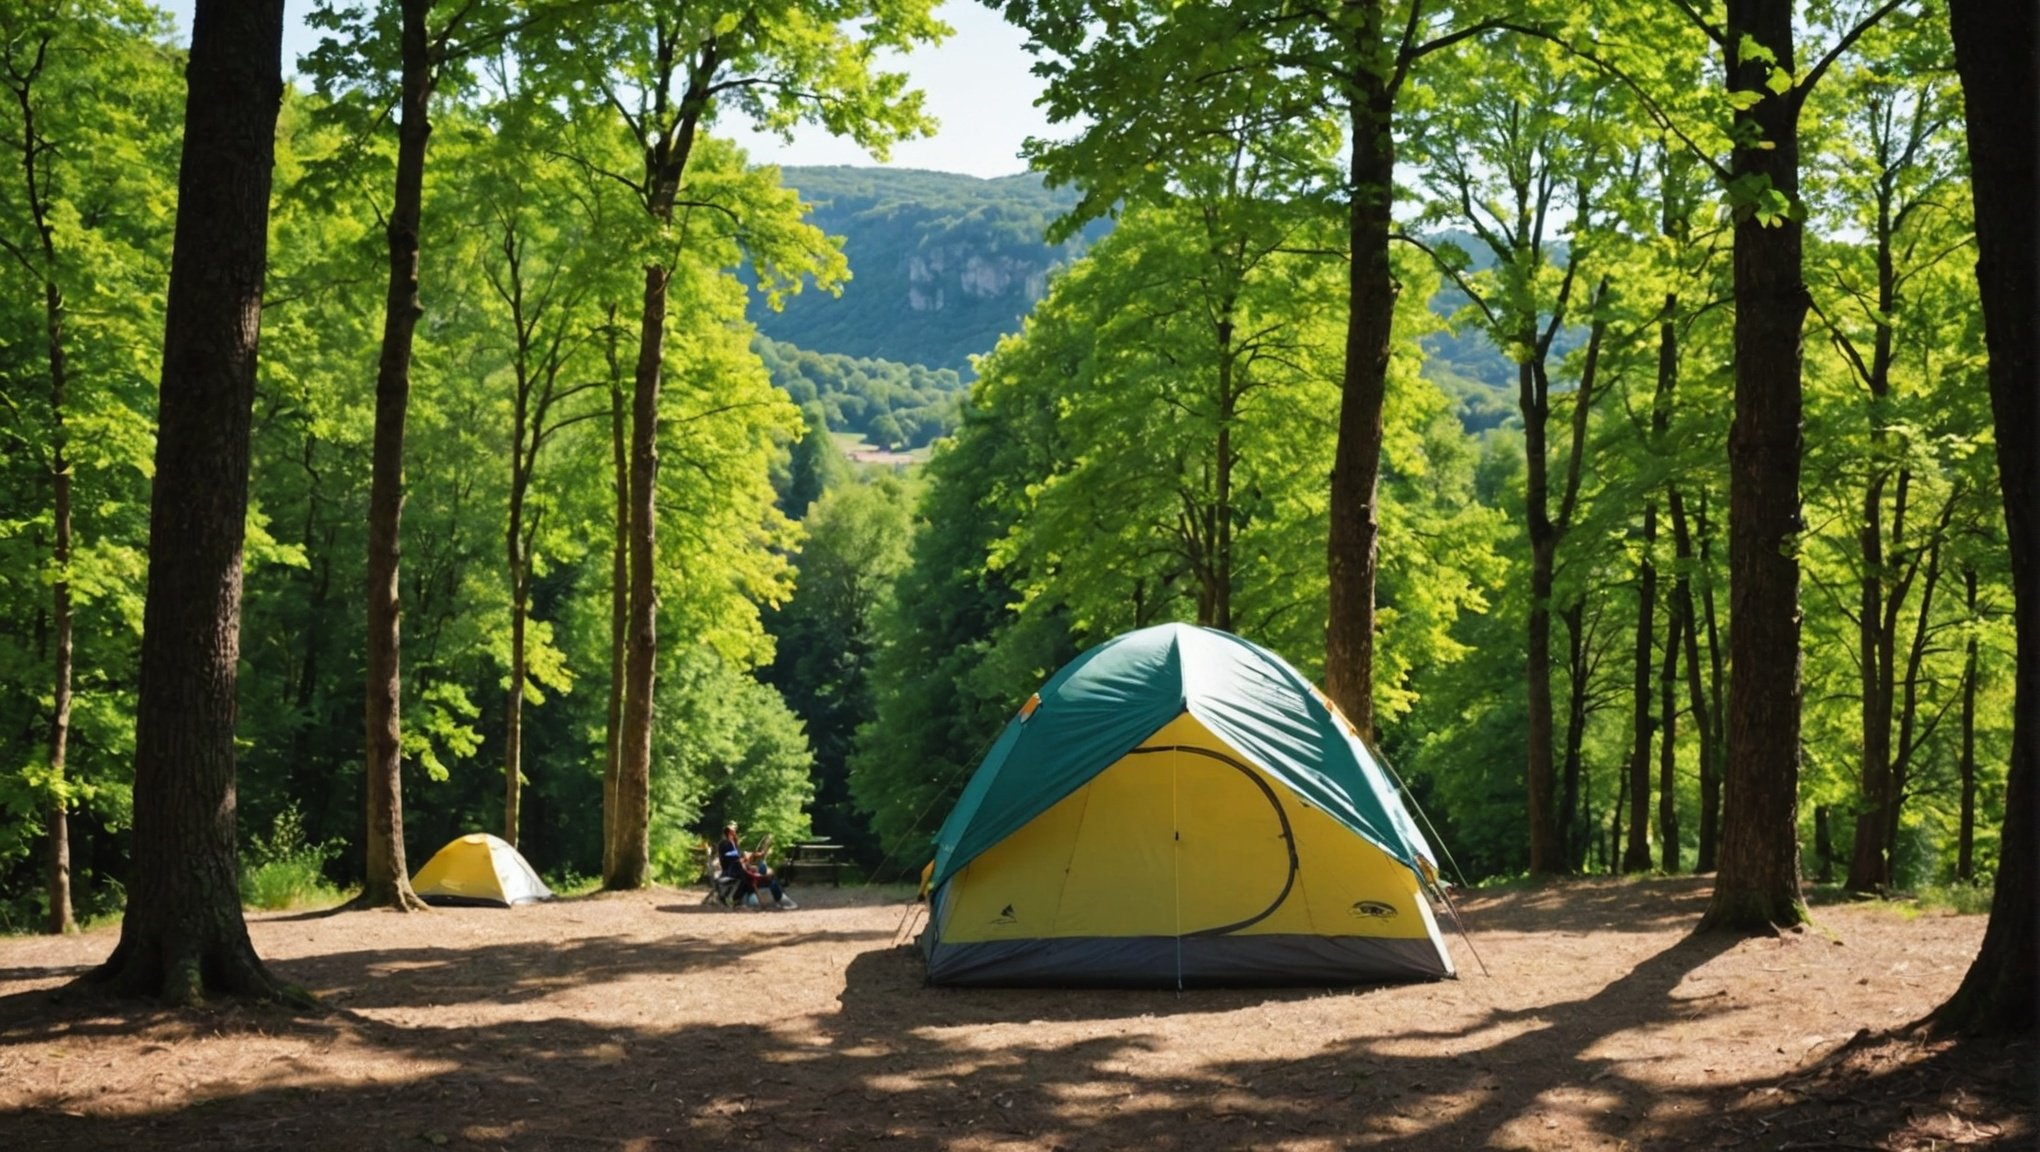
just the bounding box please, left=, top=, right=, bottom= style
left=922, top=623, right=1456, bottom=987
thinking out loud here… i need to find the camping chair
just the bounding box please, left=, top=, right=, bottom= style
left=700, top=842, right=747, bottom=909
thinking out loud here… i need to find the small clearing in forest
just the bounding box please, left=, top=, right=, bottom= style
left=0, top=876, right=2027, bottom=1150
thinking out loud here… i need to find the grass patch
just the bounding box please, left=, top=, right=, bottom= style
left=1805, top=881, right=1994, bottom=918
left=545, top=868, right=603, bottom=898
left=241, top=805, right=346, bottom=911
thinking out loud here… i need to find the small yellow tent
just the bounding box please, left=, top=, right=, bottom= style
left=411, top=833, right=553, bottom=907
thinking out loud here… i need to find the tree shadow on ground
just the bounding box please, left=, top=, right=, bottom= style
left=0, top=925, right=1742, bottom=1150
left=1454, top=874, right=1715, bottom=936
left=0, top=881, right=2021, bottom=1151
left=0, top=927, right=898, bottom=1025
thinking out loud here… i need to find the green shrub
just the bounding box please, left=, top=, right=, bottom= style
left=545, top=867, right=599, bottom=897
left=241, top=805, right=344, bottom=911
left=1912, top=882, right=1995, bottom=917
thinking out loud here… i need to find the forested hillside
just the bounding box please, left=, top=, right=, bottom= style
left=755, top=338, right=963, bottom=451
left=0, top=0, right=2029, bottom=1036
left=753, top=181, right=1522, bottom=438
left=749, top=166, right=1109, bottom=372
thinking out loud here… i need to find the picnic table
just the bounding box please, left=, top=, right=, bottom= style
left=780, top=840, right=845, bottom=887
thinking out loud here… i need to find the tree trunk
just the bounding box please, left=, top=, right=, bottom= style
left=1814, top=804, right=1835, bottom=884
left=1624, top=499, right=1659, bottom=873
left=1528, top=285, right=1605, bottom=874
left=1671, top=488, right=1727, bottom=871
left=1610, top=760, right=1627, bottom=874
left=1525, top=355, right=1560, bottom=872
left=1651, top=292, right=1682, bottom=877
left=501, top=228, right=534, bottom=850
left=608, top=44, right=713, bottom=890
left=44, top=270, right=74, bottom=934
left=39, top=229, right=76, bottom=937
left=1700, top=0, right=1810, bottom=934
left=604, top=315, right=626, bottom=882
left=10, top=23, right=77, bottom=933
left=1213, top=313, right=1236, bottom=633
left=1846, top=167, right=1906, bottom=895
left=1846, top=469, right=1898, bottom=893
left=609, top=261, right=667, bottom=890
left=1560, top=600, right=1592, bottom=871
left=358, top=0, right=433, bottom=913
left=1324, top=28, right=1394, bottom=740
left=1660, top=594, right=1684, bottom=874
left=1958, top=567, right=1978, bottom=883
left=1935, top=0, right=2036, bottom=1036
left=1885, top=518, right=1950, bottom=879
left=82, top=0, right=293, bottom=1004
left=505, top=568, right=526, bottom=845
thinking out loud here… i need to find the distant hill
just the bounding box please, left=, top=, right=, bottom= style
left=752, top=167, right=1111, bottom=374
left=748, top=168, right=1526, bottom=435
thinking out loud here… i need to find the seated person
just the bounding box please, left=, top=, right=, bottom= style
left=718, top=822, right=797, bottom=910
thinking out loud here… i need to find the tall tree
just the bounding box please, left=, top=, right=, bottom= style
left=0, top=2, right=74, bottom=933
left=307, top=0, right=546, bottom=910
left=448, top=98, right=617, bottom=848
left=1933, top=0, right=2035, bottom=1036
left=83, top=0, right=289, bottom=1002
left=1409, top=36, right=1617, bottom=872
left=1696, top=0, right=1905, bottom=933
left=358, top=0, right=436, bottom=913
left=0, top=0, right=172, bottom=934
left=1794, top=27, right=1970, bottom=893
left=542, top=0, right=941, bottom=889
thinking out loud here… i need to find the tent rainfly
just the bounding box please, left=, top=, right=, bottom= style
left=411, top=833, right=554, bottom=907
left=922, top=623, right=1456, bottom=988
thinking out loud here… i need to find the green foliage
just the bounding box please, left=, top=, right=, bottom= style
left=649, top=646, right=814, bottom=884
left=757, top=337, right=964, bottom=451
left=848, top=336, right=1078, bottom=871
left=764, top=474, right=915, bottom=865
left=0, top=0, right=2020, bottom=922
left=0, top=0, right=182, bottom=919
left=240, top=805, right=346, bottom=911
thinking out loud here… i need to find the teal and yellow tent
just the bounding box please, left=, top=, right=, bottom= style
left=923, top=623, right=1455, bottom=987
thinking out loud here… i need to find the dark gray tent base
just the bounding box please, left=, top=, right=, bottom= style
left=416, top=894, right=551, bottom=908
left=925, top=933, right=1452, bottom=987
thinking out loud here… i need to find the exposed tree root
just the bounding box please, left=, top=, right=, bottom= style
left=1696, top=889, right=1808, bottom=935
left=68, top=931, right=320, bottom=1011
left=348, top=882, right=431, bottom=914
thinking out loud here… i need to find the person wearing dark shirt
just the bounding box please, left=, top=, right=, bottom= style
left=719, top=822, right=796, bottom=910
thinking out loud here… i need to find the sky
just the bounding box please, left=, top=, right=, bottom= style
left=158, top=1, right=1054, bottom=180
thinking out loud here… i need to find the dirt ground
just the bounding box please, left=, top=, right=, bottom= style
left=0, top=876, right=2028, bottom=1150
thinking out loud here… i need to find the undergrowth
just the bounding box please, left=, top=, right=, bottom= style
left=241, top=805, right=345, bottom=911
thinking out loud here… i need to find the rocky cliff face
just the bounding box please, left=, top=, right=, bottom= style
left=905, top=247, right=1052, bottom=313
left=747, top=166, right=1109, bottom=373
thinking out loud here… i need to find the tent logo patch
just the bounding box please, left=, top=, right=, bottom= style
left=993, top=904, right=1018, bottom=925
left=1350, top=901, right=1397, bottom=920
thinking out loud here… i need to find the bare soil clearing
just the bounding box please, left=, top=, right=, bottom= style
left=0, top=876, right=2027, bottom=1150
